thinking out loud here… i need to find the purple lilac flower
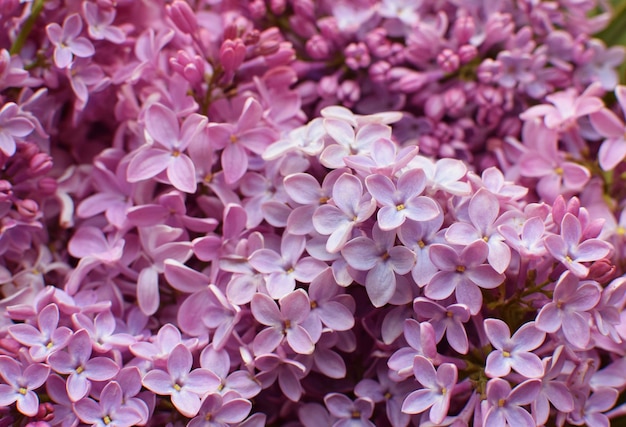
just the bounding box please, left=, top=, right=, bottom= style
left=484, top=319, right=545, bottom=378
left=46, top=14, right=95, bottom=69
left=250, top=289, right=315, bottom=355
left=413, top=298, right=471, bottom=354
left=401, top=356, right=457, bottom=424
left=74, top=381, right=143, bottom=427
left=484, top=378, right=541, bottom=427
left=0, top=102, right=34, bottom=156
left=47, top=329, right=120, bottom=401
left=535, top=271, right=601, bottom=348
left=142, top=343, right=220, bottom=418
left=0, top=357, right=49, bottom=417
left=324, top=393, right=376, bottom=427
left=425, top=240, right=504, bottom=314
left=342, top=224, right=415, bottom=307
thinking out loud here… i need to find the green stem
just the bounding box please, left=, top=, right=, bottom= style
left=10, top=0, right=47, bottom=56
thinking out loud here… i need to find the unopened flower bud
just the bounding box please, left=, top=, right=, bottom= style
left=458, top=44, right=478, bottom=63
left=387, top=67, right=428, bottom=93
left=306, top=35, right=331, bottom=60
left=29, top=152, right=53, bottom=175
left=293, top=0, right=314, bottom=20
left=248, top=0, right=267, bottom=19
left=167, top=0, right=198, bottom=34
left=220, top=38, right=247, bottom=74
left=587, top=258, right=617, bottom=284
left=337, top=80, right=360, bottom=107
left=453, top=15, right=476, bottom=44
left=170, top=50, right=204, bottom=85
left=437, top=49, right=460, bottom=73
left=318, top=74, right=338, bottom=98
left=345, top=42, right=371, bottom=70
left=38, top=177, right=58, bottom=195
left=424, top=95, right=445, bottom=121
left=16, top=199, right=39, bottom=219
left=270, top=0, right=286, bottom=14
left=444, top=88, right=466, bottom=115
left=368, top=61, right=390, bottom=83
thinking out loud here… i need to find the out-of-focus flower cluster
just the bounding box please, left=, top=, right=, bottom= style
left=2, top=0, right=626, bottom=426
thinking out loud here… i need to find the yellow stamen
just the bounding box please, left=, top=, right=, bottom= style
left=502, top=351, right=511, bottom=357
left=456, top=265, right=466, bottom=273
left=555, top=167, right=564, bottom=175
left=310, top=300, right=318, bottom=309
left=564, top=255, right=573, bottom=263
left=396, top=203, right=405, bottom=211
left=103, top=415, right=112, bottom=425
left=230, top=134, right=238, bottom=143
left=18, top=387, right=27, bottom=395
left=171, top=149, right=181, bottom=157
left=173, top=383, right=182, bottom=391
left=498, top=398, right=506, bottom=407
left=351, top=410, right=361, bottom=419
left=76, top=366, right=84, bottom=374
left=418, top=240, right=425, bottom=248
left=284, top=319, right=292, bottom=330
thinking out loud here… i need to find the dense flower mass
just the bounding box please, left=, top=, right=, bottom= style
left=2, top=0, right=626, bottom=426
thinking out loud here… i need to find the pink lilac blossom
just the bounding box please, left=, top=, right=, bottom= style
left=2, top=0, right=626, bottom=425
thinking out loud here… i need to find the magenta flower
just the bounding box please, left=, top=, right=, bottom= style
left=589, top=86, right=626, bottom=170
left=445, top=188, right=511, bottom=274
left=365, top=169, right=440, bottom=231
left=46, top=14, right=95, bottom=68
left=484, top=378, right=541, bottom=427
left=8, top=303, right=72, bottom=362
left=187, top=393, right=253, bottom=427
left=142, top=343, right=221, bottom=418
left=544, top=213, right=612, bottom=278
left=484, top=319, right=545, bottom=378
left=128, top=103, right=207, bottom=193
left=71, top=309, right=136, bottom=353
left=413, top=298, right=471, bottom=354
left=535, top=271, right=601, bottom=348
left=388, top=320, right=438, bottom=380
left=324, top=393, right=375, bottom=427
left=251, top=289, right=315, bottom=355
left=47, top=329, right=120, bottom=401
left=0, top=102, right=34, bottom=156
left=401, top=356, right=457, bottom=424
left=313, top=173, right=376, bottom=253
left=83, top=2, right=126, bottom=44
left=249, top=233, right=326, bottom=299
left=74, top=381, right=143, bottom=427
left=425, top=241, right=504, bottom=315
left=342, top=224, right=415, bottom=307
left=0, top=357, right=49, bottom=417
left=519, top=85, right=604, bottom=131
left=207, top=97, right=277, bottom=184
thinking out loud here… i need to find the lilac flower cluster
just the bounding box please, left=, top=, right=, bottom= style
left=1, top=0, right=626, bottom=426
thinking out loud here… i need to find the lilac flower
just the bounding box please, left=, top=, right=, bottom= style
left=47, top=329, right=120, bottom=401
left=74, top=381, right=143, bottom=427
left=401, top=356, right=457, bottom=424
left=324, top=393, right=375, bottom=427
left=134, top=224, right=192, bottom=315
left=8, top=303, right=73, bottom=362
left=0, top=102, right=34, bottom=156
left=255, top=347, right=308, bottom=401
left=302, top=268, right=355, bottom=340
left=71, top=309, right=136, bottom=353
left=532, top=347, right=575, bottom=425
left=518, top=120, right=590, bottom=202
left=484, top=319, right=545, bottom=378
left=127, top=103, right=206, bottom=193
left=130, top=323, right=194, bottom=370
left=568, top=387, right=618, bottom=427
left=46, top=14, right=95, bottom=68
left=342, top=224, right=415, bottom=307
left=535, top=271, right=601, bottom=349
left=199, top=345, right=261, bottom=399
left=589, top=86, right=626, bottom=170
left=397, top=214, right=444, bottom=287
left=544, top=213, right=611, bottom=278
left=83, top=2, right=126, bottom=44
left=425, top=241, right=504, bottom=315
left=0, top=357, right=49, bottom=417
left=187, top=393, right=252, bottom=427
left=365, top=169, right=440, bottom=231
left=142, top=343, right=220, bottom=418
left=388, top=320, right=438, bottom=380
left=320, top=119, right=392, bottom=169
left=498, top=216, right=547, bottom=260
left=484, top=378, right=541, bottom=427
left=249, top=233, right=326, bottom=299
left=445, top=188, right=511, bottom=274
left=251, top=289, right=315, bottom=355
left=413, top=298, right=470, bottom=354
left=312, top=172, right=376, bottom=253
left=207, top=97, right=277, bottom=184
